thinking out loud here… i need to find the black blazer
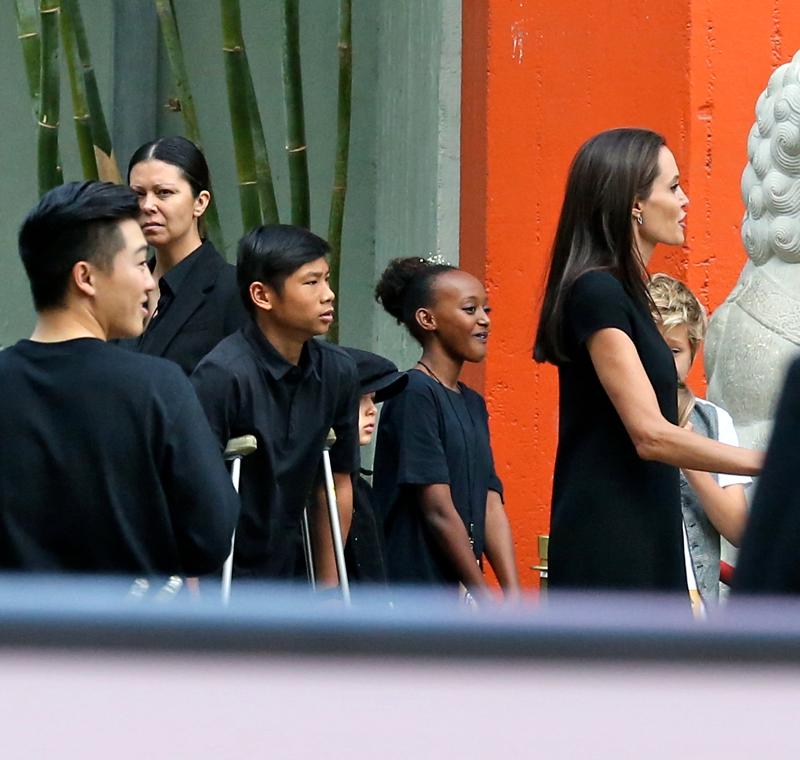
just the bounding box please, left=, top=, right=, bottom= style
left=135, top=241, right=247, bottom=375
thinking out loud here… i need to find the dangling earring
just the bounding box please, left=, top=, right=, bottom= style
left=634, top=213, right=644, bottom=225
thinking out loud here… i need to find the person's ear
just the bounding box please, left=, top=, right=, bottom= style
left=71, top=261, right=97, bottom=298
left=415, top=306, right=437, bottom=333
left=249, top=281, right=273, bottom=313
left=632, top=199, right=645, bottom=225
left=193, top=190, right=211, bottom=218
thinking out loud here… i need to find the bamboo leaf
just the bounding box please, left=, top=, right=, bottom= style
left=282, top=0, right=310, bottom=229
left=220, top=0, right=262, bottom=233
left=244, top=49, right=280, bottom=225
left=326, top=0, right=352, bottom=344
left=38, top=0, right=62, bottom=194
left=61, top=0, right=98, bottom=180
left=154, top=0, right=225, bottom=253
left=62, top=0, right=120, bottom=182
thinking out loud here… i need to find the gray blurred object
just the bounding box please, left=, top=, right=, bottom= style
left=705, top=50, right=800, bottom=451
left=5, top=577, right=800, bottom=758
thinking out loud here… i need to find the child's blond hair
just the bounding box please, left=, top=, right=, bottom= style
left=648, top=273, right=708, bottom=360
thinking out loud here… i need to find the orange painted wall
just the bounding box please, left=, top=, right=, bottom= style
left=461, top=1, right=800, bottom=588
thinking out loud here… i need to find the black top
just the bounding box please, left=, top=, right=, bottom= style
left=345, top=473, right=388, bottom=584
left=0, top=339, right=239, bottom=576
left=548, top=271, right=683, bottom=591
left=734, top=358, right=800, bottom=594
left=126, top=241, right=247, bottom=375
left=373, top=370, right=503, bottom=586
left=190, top=320, right=360, bottom=579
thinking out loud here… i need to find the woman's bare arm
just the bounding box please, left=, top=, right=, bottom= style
left=587, top=328, right=762, bottom=476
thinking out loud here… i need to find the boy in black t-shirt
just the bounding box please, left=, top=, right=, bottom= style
left=0, top=182, right=239, bottom=576
left=191, top=225, right=360, bottom=585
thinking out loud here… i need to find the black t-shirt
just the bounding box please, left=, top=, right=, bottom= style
left=548, top=271, right=684, bottom=591
left=344, top=474, right=388, bottom=585
left=373, top=370, right=502, bottom=586
left=0, top=339, right=239, bottom=576
left=190, top=320, right=360, bottom=579
left=734, top=357, right=800, bottom=594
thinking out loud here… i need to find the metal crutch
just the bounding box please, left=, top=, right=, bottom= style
left=222, top=434, right=258, bottom=605
left=300, top=507, right=316, bottom=591
left=322, top=428, right=351, bottom=604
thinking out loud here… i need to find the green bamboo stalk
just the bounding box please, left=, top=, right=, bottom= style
left=154, top=0, right=202, bottom=144
left=220, top=0, right=262, bottom=233
left=61, top=0, right=98, bottom=180
left=326, top=0, right=352, bottom=344
left=38, top=0, right=62, bottom=194
left=282, top=0, right=310, bottom=229
left=244, top=49, right=280, bottom=224
left=154, top=0, right=225, bottom=252
left=62, top=0, right=119, bottom=182
left=14, top=0, right=41, bottom=116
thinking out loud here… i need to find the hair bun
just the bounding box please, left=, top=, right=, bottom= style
left=374, top=257, right=432, bottom=323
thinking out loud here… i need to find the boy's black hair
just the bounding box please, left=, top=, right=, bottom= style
left=18, top=181, right=141, bottom=311
left=237, top=224, right=330, bottom=314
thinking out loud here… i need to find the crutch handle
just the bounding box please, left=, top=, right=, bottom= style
left=224, top=434, right=258, bottom=460
left=324, top=428, right=337, bottom=450
left=222, top=434, right=257, bottom=606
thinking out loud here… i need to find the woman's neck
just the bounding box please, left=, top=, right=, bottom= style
left=633, top=238, right=654, bottom=271
left=417, top=345, right=463, bottom=390
left=154, top=230, right=203, bottom=277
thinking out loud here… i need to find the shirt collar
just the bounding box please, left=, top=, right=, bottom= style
left=149, top=241, right=207, bottom=297
left=243, top=319, right=321, bottom=381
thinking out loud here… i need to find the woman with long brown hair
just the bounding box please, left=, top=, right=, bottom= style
left=535, top=128, right=761, bottom=591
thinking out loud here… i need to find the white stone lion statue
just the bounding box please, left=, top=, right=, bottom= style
left=705, top=51, right=800, bottom=450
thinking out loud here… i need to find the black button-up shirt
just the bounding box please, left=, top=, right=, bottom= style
left=141, top=246, right=199, bottom=338
left=190, top=320, right=360, bottom=578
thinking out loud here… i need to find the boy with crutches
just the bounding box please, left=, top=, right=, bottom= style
left=191, top=225, right=360, bottom=587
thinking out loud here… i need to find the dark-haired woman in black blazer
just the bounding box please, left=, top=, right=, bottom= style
left=126, top=136, right=245, bottom=375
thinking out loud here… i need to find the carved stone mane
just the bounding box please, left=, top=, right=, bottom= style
left=705, top=51, right=800, bottom=450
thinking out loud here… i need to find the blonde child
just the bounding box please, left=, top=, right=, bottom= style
left=649, top=274, right=750, bottom=602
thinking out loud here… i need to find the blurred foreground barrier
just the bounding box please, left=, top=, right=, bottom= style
left=0, top=576, right=798, bottom=758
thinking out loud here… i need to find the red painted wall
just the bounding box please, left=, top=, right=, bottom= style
left=461, top=1, right=800, bottom=588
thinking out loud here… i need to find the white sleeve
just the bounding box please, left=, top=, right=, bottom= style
left=706, top=401, right=752, bottom=488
